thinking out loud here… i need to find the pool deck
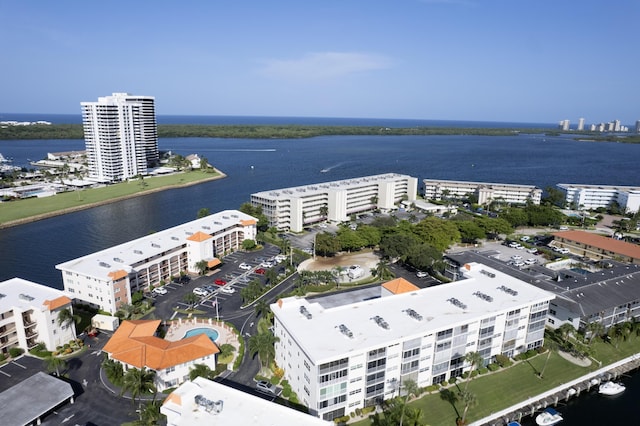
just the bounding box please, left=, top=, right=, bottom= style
left=164, top=317, right=240, bottom=348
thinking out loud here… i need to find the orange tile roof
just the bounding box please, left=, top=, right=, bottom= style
left=108, top=269, right=129, bottom=281
left=163, top=391, right=182, bottom=407
left=103, top=320, right=220, bottom=370
left=240, top=219, right=257, bottom=226
left=553, top=230, right=640, bottom=260
left=207, top=258, right=221, bottom=268
left=42, top=296, right=72, bottom=311
left=382, top=278, right=420, bottom=294
left=186, top=231, right=213, bottom=242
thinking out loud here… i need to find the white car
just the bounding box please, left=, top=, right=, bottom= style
left=319, top=223, right=328, bottom=228
left=525, top=258, right=537, bottom=265
left=238, top=263, right=252, bottom=270
left=511, top=255, right=523, bottom=261
left=152, top=286, right=167, bottom=295
left=220, top=286, right=236, bottom=294
left=193, top=287, right=209, bottom=297
left=256, top=380, right=277, bottom=395
left=513, top=261, right=525, bottom=267
left=416, top=271, right=428, bottom=278
left=260, top=261, right=274, bottom=268
left=520, top=236, right=530, bottom=242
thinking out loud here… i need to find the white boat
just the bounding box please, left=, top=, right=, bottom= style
left=598, top=381, right=625, bottom=396
left=535, top=407, right=563, bottom=426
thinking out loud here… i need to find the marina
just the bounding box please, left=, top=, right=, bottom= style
left=472, top=353, right=640, bottom=425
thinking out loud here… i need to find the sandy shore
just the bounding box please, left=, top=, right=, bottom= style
left=0, top=168, right=226, bottom=230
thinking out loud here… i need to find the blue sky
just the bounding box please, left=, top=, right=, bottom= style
left=1, top=0, right=638, bottom=124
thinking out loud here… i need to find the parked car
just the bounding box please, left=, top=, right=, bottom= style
left=274, top=254, right=287, bottom=263
left=152, top=286, right=167, bottom=295
left=193, top=287, right=209, bottom=297
left=239, top=263, right=252, bottom=270
left=511, top=255, right=523, bottom=261
left=256, top=380, right=277, bottom=395
left=260, top=261, right=274, bottom=268
left=255, top=268, right=266, bottom=275
left=525, top=258, right=537, bottom=265
left=214, top=278, right=227, bottom=286
left=220, top=286, right=236, bottom=294
left=416, top=271, right=428, bottom=278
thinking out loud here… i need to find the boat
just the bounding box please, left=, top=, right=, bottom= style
left=598, top=381, right=625, bottom=396
left=507, top=422, right=522, bottom=426
left=535, top=407, right=563, bottom=426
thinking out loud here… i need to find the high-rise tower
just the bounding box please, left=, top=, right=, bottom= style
left=81, top=93, right=158, bottom=182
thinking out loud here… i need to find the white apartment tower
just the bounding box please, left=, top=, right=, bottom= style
left=81, top=93, right=159, bottom=182
left=577, top=118, right=585, bottom=131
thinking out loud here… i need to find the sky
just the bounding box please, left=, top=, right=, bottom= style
left=1, top=0, right=639, bottom=124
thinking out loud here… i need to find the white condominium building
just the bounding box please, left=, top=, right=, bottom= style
left=56, top=210, right=257, bottom=314
left=81, top=92, right=158, bottom=182
left=272, top=263, right=554, bottom=421
left=557, top=183, right=640, bottom=214
left=251, top=173, right=418, bottom=232
left=0, top=278, right=76, bottom=354
left=423, top=179, right=542, bottom=206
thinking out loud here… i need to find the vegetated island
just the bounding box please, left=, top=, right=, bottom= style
left=1, top=123, right=551, bottom=140
left=0, top=169, right=225, bottom=229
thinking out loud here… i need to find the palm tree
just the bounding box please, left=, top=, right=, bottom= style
left=195, top=260, right=209, bottom=275
left=463, top=351, right=484, bottom=392
left=56, top=308, right=79, bottom=328
left=183, top=292, right=199, bottom=309
left=586, top=321, right=605, bottom=344
left=539, top=339, right=558, bottom=379
left=248, top=332, right=279, bottom=371
left=218, top=343, right=235, bottom=360
left=45, top=355, right=66, bottom=377
left=102, top=358, right=124, bottom=384
left=319, top=205, right=329, bottom=221
left=189, top=363, right=214, bottom=381
left=136, top=400, right=162, bottom=426
left=373, top=260, right=394, bottom=280
left=121, top=367, right=157, bottom=409
left=254, top=299, right=269, bottom=319
left=399, top=379, right=420, bottom=426
left=458, top=390, right=477, bottom=424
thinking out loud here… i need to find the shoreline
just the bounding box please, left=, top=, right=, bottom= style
left=0, top=168, right=227, bottom=230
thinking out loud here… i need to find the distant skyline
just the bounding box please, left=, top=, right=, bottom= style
left=1, top=0, right=638, bottom=124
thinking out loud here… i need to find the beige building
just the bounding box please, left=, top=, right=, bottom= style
left=251, top=173, right=418, bottom=232
left=0, top=278, right=76, bottom=354
left=56, top=210, right=257, bottom=313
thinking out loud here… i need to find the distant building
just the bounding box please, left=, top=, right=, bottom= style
left=557, top=183, right=640, bottom=214
left=251, top=173, right=417, bottom=232
left=577, top=118, right=585, bottom=131
left=161, top=377, right=331, bottom=426
left=552, top=230, right=640, bottom=264
left=559, top=119, right=570, bottom=131
left=103, top=320, right=218, bottom=391
left=272, top=263, right=553, bottom=420
left=635, top=120, right=640, bottom=134
left=422, top=178, right=542, bottom=206
left=81, top=93, right=158, bottom=182
left=0, top=278, right=76, bottom=354
left=56, top=210, right=257, bottom=313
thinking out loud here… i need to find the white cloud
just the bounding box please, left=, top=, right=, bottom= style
left=260, top=52, right=392, bottom=82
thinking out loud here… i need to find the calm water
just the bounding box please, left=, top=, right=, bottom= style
left=1, top=118, right=640, bottom=423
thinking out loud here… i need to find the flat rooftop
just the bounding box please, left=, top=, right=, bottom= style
left=162, top=377, right=330, bottom=425
left=251, top=173, right=415, bottom=200
left=0, top=278, right=69, bottom=312
left=55, top=210, right=256, bottom=280
left=0, top=372, right=74, bottom=426
left=272, top=262, right=554, bottom=363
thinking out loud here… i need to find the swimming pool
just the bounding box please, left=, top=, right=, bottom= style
left=183, top=327, right=219, bottom=342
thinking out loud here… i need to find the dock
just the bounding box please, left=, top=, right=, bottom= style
left=470, top=353, right=640, bottom=426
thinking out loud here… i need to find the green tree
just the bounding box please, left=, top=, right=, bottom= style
left=463, top=351, right=484, bottom=392
left=539, top=340, right=558, bottom=379
left=247, top=332, right=279, bottom=371
left=56, top=307, right=79, bottom=328
left=121, top=367, right=157, bottom=409
left=319, top=205, right=329, bottom=220
left=183, top=292, right=199, bottom=309
left=254, top=299, right=269, bottom=319
left=45, top=355, right=66, bottom=377
left=195, top=260, right=209, bottom=275
left=242, top=239, right=257, bottom=250
left=412, top=217, right=461, bottom=252
left=197, top=208, right=211, bottom=218
left=218, top=343, right=235, bottom=359
left=455, top=220, right=486, bottom=243
left=586, top=321, right=605, bottom=344
left=458, top=390, right=477, bottom=424
left=399, top=379, right=420, bottom=426
left=102, top=358, right=124, bottom=384
left=543, top=186, right=566, bottom=207
left=315, top=231, right=342, bottom=256
left=135, top=400, right=163, bottom=426
left=373, top=260, right=394, bottom=280
left=189, top=363, right=214, bottom=381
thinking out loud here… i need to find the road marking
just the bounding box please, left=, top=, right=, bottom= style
left=0, top=369, right=10, bottom=377
left=61, top=414, right=75, bottom=423
left=92, top=350, right=102, bottom=357
left=11, top=361, right=26, bottom=369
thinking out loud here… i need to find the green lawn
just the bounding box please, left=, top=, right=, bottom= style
left=352, top=335, right=640, bottom=426
left=0, top=170, right=221, bottom=226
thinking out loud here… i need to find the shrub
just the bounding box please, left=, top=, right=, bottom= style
left=333, top=415, right=351, bottom=424
left=362, top=406, right=376, bottom=415
left=281, top=387, right=291, bottom=398
left=495, top=354, right=512, bottom=368
left=448, top=376, right=457, bottom=384
left=213, top=363, right=228, bottom=376
left=355, top=408, right=362, bottom=416
left=461, top=371, right=469, bottom=379
left=478, top=367, right=488, bottom=375
left=470, top=370, right=479, bottom=378
left=8, top=347, right=24, bottom=358
left=425, top=384, right=439, bottom=392
left=0, top=353, right=6, bottom=362
left=487, top=363, right=500, bottom=372
left=270, top=375, right=280, bottom=385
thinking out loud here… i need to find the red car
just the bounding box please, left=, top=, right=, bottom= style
left=214, top=278, right=227, bottom=286
left=255, top=268, right=266, bottom=275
